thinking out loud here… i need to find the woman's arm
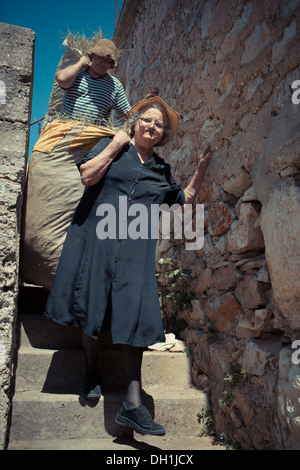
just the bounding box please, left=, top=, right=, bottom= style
left=183, top=144, right=212, bottom=204
left=55, top=56, right=91, bottom=89
left=79, top=131, right=130, bottom=186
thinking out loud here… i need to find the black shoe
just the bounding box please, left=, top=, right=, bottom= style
left=115, top=402, right=166, bottom=436
left=80, top=371, right=101, bottom=401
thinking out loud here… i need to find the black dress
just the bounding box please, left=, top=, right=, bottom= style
left=44, top=138, right=185, bottom=347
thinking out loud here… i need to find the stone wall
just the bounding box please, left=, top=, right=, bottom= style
left=0, top=23, right=34, bottom=449
left=114, top=0, right=300, bottom=449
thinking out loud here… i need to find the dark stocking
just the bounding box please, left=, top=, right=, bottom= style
left=122, top=345, right=143, bottom=410
left=79, top=329, right=99, bottom=375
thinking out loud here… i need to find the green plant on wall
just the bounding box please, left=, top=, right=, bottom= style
left=156, top=257, right=192, bottom=334
left=223, top=363, right=250, bottom=386
left=197, top=406, right=215, bottom=437
left=203, top=321, right=218, bottom=339
left=218, top=390, right=234, bottom=407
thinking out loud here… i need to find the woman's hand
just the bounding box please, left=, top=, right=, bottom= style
left=183, top=143, right=212, bottom=204
left=197, top=143, right=212, bottom=169
left=111, top=130, right=131, bottom=149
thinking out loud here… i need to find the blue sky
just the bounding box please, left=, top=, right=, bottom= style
left=2, top=0, right=124, bottom=154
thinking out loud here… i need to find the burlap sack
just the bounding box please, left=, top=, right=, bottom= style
left=20, top=122, right=115, bottom=289
left=20, top=34, right=116, bottom=289
left=42, top=40, right=84, bottom=129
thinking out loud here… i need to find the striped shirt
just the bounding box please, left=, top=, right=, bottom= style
left=60, top=70, right=131, bottom=125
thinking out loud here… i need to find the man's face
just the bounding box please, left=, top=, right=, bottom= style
left=89, top=54, right=114, bottom=77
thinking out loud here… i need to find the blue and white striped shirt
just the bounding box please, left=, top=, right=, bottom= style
left=60, top=70, right=131, bottom=125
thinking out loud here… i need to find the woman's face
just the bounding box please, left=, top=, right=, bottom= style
left=134, top=108, right=165, bottom=147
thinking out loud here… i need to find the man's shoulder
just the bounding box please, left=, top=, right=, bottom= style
left=76, top=71, right=123, bottom=89
left=77, top=69, right=88, bottom=78
left=106, top=72, right=123, bottom=87
left=74, top=69, right=89, bottom=84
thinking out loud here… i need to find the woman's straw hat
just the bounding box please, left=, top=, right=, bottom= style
left=128, top=95, right=180, bottom=146
left=86, top=39, right=117, bottom=67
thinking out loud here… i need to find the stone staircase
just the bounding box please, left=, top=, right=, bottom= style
left=7, top=286, right=220, bottom=450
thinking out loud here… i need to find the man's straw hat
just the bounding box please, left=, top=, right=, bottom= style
left=86, top=39, right=117, bottom=67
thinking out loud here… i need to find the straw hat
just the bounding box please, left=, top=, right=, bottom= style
left=129, top=96, right=180, bottom=146
left=86, top=39, right=117, bottom=67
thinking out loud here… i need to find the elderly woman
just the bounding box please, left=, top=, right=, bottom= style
left=45, top=96, right=211, bottom=436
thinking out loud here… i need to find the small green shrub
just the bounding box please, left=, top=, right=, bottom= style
left=223, top=363, right=250, bottom=386
left=156, top=257, right=192, bottom=333
left=218, top=390, right=234, bottom=407
left=197, top=406, right=215, bottom=437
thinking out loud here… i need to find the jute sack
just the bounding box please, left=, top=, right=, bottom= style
left=42, top=39, right=88, bottom=129
left=20, top=122, right=115, bottom=289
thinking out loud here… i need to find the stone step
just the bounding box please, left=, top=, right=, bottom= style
left=15, top=347, right=192, bottom=392
left=19, top=313, right=183, bottom=352
left=18, top=285, right=49, bottom=315
left=17, top=286, right=89, bottom=350
left=8, top=434, right=223, bottom=451
left=10, top=287, right=212, bottom=450
left=9, top=387, right=208, bottom=442
left=17, top=313, right=90, bottom=350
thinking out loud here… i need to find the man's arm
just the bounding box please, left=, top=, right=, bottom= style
left=55, top=56, right=91, bottom=89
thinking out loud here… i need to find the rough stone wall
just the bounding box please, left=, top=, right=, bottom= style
left=114, top=0, right=300, bottom=449
left=0, top=23, right=34, bottom=449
